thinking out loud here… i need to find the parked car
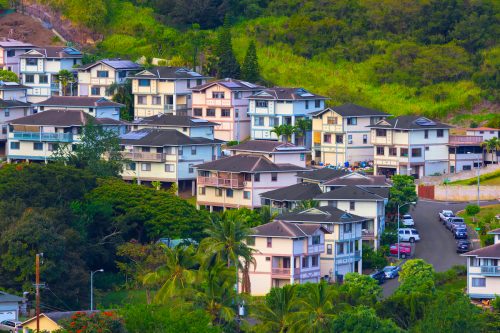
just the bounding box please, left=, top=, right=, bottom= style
left=398, top=228, right=420, bottom=243
left=0, top=320, right=22, bottom=330
left=383, top=265, right=401, bottom=279
left=456, top=240, right=472, bottom=253
left=451, top=223, right=467, bottom=235
left=390, top=243, right=412, bottom=258
left=454, top=227, right=468, bottom=239
left=439, top=210, right=455, bottom=223
left=401, top=214, right=415, bottom=227
left=446, top=217, right=465, bottom=230
left=369, top=270, right=386, bottom=284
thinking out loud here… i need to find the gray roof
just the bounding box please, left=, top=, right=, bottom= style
left=462, top=242, right=500, bottom=259
left=195, top=154, right=307, bottom=173
left=260, top=182, right=322, bottom=201
left=36, top=96, right=123, bottom=108
left=250, top=220, right=329, bottom=238
left=79, top=59, right=142, bottom=70
left=120, top=128, right=222, bottom=147
left=0, top=291, right=25, bottom=303
left=134, top=114, right=218, bottom=127
left=130, top=66, right=209, bottom=79
left=191, top=78, right=264, bottom=91
left=277, top=206, right=369, bottom=224
left=323, top=174, right=390, bottom=187
left=0, top=81, right=30, bottom=90
left=10, top=109, right=124, bottom=127
left=297, top=168, right=349, bottom=182
left=314, top=185, right=385, bottom=201
left=311, top=104, right=390, bottom=117
left=0, top=38, right=34, bottom=48
left=362, top=187, right=390, bottom=199
left=229, top=140, right=307, bottom=153
left=0, top=99, right=31, bottom=108
left=19, top=47, right=82, bottom=58
left=247, top=87, right=327, bottom=100
left=369, top=116, right=452, bottom=130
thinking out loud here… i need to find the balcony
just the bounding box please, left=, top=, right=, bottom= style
left=198, top=176, right=245, bottom=188
left=271, top=267, right=301, bottom=276
left=362, top=229, right=375, bottom=240
left=322, top=124, right=343, bottom=133
left=308, top=244, right=325, bottom=253
left=50, top=83, right=59, bottom=91
left=123, top=151, right=165, bottom=162
left=449, top=135, right=482, bottom=146
left=480, top=266, right=500, bottom=276
left=13, top=131, right=73, bottom=142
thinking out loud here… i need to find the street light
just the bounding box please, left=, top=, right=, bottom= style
left=397, top=201, right=417, bottom=259
left=90, top=269, right=104, bottom=311
left=467, top=151, right=480, bottom=207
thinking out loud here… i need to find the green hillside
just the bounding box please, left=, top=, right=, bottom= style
left=33, top=0, right=499, bottom=123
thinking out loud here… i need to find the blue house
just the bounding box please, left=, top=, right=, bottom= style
left=0, top=291, right=26, bottom=321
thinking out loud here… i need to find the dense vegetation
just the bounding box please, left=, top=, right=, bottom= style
left=28, top=0, right=500, bottom=123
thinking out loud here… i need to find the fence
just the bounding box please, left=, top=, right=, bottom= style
left=418, top=185, right=500, bottom=201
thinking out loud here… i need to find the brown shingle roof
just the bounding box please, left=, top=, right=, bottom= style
left=134, top=114, right=218, bottom=127
left=368, top=116, right=452, bottom=130
left=323, top=174, right=390, bottom=187
left=260, top=182, right=322, bottom=201
left=120, top=128, right=223, bottom=147
left=251, top=220, right=329, bottom=238
left=248, top=87, right=327, bottom=100
left=10, top=110, right=124, bottom=127
left=195, top=154, right=307, bottom=173
left=0, top=99, right=31, bottom=108
left=277, top=206, right=369, bottom=224
left=129, top=66, right=209, bottom=79
left=36, top=96, right=123, bottom=108
left=462, top=242, right=500, bottom=258
left=229, top=140, right=307, bottom=153
left=315, top=185, right=385, bottom=201
left=297, top=168, right=349, bottom=182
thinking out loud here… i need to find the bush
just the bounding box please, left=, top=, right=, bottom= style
left=362, top=245, right=388, bottom=270
left=465, top=204, right=480, bottom=216
left=381, top=231, right=397, bottom=246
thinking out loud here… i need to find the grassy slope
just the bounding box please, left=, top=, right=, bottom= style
left=449, top=169, right=500, bottom=185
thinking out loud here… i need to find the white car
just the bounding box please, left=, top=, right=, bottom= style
left=398, top=228, right=420, bottom=243
left=401, top=214, right=414, bottom=227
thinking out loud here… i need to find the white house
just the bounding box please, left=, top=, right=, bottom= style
left=0, top=38, right=35, bottom=75
left=0, top=291, right=26, bottom=321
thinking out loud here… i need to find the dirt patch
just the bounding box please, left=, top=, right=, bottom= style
left=0, top=12, right=63, bottom=46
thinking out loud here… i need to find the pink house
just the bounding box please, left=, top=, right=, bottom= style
left=191, top=78, right=264, bottom=142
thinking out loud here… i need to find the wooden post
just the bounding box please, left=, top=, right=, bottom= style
left=36, top=253, right=40, bottom=333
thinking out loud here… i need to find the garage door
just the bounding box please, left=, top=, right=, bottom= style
left=0, top=310, right=16, bottom=321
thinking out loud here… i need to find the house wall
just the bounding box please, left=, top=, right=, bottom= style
left=78, top=63, right=116, bottom=97
left=466, top=129, right=499, bottom=141
left=0, top=88, right=28, bottom=102
left=272, top=153, right=307, bottom=168
left=38, top=105, right=121, bottom=120
left=467, top=265, right=500, bottom=299
left=22, top=317, right=61, bottom=332
left=0, top=302, right=19, bottom=321
left=0, top=47, right=34, bottom=75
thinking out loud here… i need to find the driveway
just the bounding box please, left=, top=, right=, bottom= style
left=382, top=199, right=498, bottom=297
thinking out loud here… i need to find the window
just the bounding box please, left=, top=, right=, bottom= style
left=255, top=116, right=264, bottom=126
left=389, top=147, right=397, bottom=156
left=6, top=50, right=15, bottom=57
left=91, top=86, right=101, bottom=95
left=10, top=142, right=20, bottom=150
left=256, top=100, right=268, bottom=108
left=212, top=92, right=224, bottom=99
left=141, top=163, right=151, bottom=171
left=302, top=256, right=309, bottom=268
left=178, top=147, right=183, bottom=156
left=411, top=148, right=422, bottom=157
left=4, top=109, right=9, bottom=117
left=25, top=74, right=34, bottom=83
left=206, top=109, right=216, bottom=117
left=186, top=80, right=191, bottom=88
left=376, top=129, right=387, bottom=137
left=142, top=146, right=150, bottom=152
left=437, top=129, right=444, bottom=137
left=347, top=117, right=357, bottom=125
left=244, top=191, right=251, bottom=199
left=315, top=100, right=321, bottom=108
left=312, top=235, right=321, bottom=245
left=193, top=108, right=202, bottom=116
left=224, top=189, right=233, bottom=197
left=305, top=100, right=309, bottom=109
left=152, top=96, right=161, bottom=105
left=326, top=244, right=332, bottom=255
left=300, top=153, right=305, bottom=161
left=269, top=117, right=279, bottom=127
left=337, top=243, right=345, bottom=255
left=196, top=79, right=203, bottom=86
left=472, top=278, right=486, bottom=287
left=425, top=146, right=429, bottom=151
left=463, top=165, right=472, bottom=171
left=39, top=74, right=48, bottom=84
left=215, top=188, right=223, bottom=197
left=26, top=58, right=37, bottom=66
left=336, top=135, right=343, bottom=144
left=400, top=148, right=408, bottom=157
left=165, top=164, right=174, bottom=172
left=327, top=117, right=337, bottom=125
left=198, top=187, right=205, bottom=195
left=349, top=201, right=355, bottom=210
left=188, top=164, right=194, bottom=173
left=267, top=237, right=272, bottom=248
left=97, top=71, right=109, bottom=78
left=254, top=173, right=260, bottom=182
left=323, top=134, right=332, bottom=143
left=126, top=163, right=136, bottom=171
left=344, top=223, right=352, bottom=233
left=246, top=237, right=255, bottom=246
left=347, top=134, right=353, bottom=144
left=271, top=173, right=277, bottom=181
left=363, top=134, right=368, bottom=144
left=137, top=95, right=147, bottom=105
left=137, top=79, right=150, bottom=87
left=221, top=109, right=231, bottom=117
left=33, top=142, right=43, bottom=150
left=311, top=255, right=318, bottom=267
left=376, top=146, right=385, bottom=155
left=191, top=146, right=197, bottom=155
left=48, top=143, right=59, bottom=151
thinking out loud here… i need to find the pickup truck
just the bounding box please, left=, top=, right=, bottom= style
left=446, top=217, right=465, bottom=230
left=439, top=210, right=455, bottom=223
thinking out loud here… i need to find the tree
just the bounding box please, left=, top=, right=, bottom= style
left=387, top=175, right=417, bottom=218
left=294, top=118, right=312, bottom=146
left=271, top=124, right=299, bottom=142
left=332, top=307, right=402, bottom=333
left=397, top=259, right=435, bottom=295
left=55, top=311, right=127, bottom=333
left=253, top=285, right=297, bottom=333
left=465, top=204, right=480, bottom=224
left=241, top=40, right=259, bottom=82
left=481, top=137, right=500, bottom=164
left=107, top=81, right=134, bottom=121
left=362, top=245, right=388, bottom=270
left=216, top=16, right=240, bottom=79
left=293, top=199, right=319, bottom=212
left=0, top=69, right=18, bottom=82
left=340, top=273, right=382, bottom=306
left=55, top=69, right=76, bottom=96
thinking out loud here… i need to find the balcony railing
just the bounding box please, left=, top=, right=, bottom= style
left=362, top=229, right=375, bottom=240
left=481, top=266, right=500, bottom=276
left=308, top=244, right=325, bottom=253
left=50, top=83, right=59, bottom=90
left=13, top=131, right=73, bottom=142
left=198, top=176, right=245, bottom=188
left=272, top=267, right=301, bottom=275
left=123, top=151, right=165, bottom=162
left=449, top=135, right=482, bottom=146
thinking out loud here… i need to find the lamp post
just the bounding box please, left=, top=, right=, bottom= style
left=467, top=151, right=480, bottom=207
left=90, top=269, right=104, bottom=311
left=397, top=201, right=417, bottom=259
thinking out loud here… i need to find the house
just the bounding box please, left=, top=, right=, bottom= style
left=0, top=38, right=35, bottom=75
left=129, top=66, right=209, bottom=118
left=0, top=99, right=32, bottom=155
left=462, top=228, right=500, bottom=300
left=296, top=168, right=349, bottom=185
left=227, top=140, right=308, bottom=168
left=131, top=113, right=218, bottom=138
left=22, top=311, right=98, bottom=332
left=119, top=128, right=223, bottom=193
left=0, top=81, right=30, bottom=102
left=448, top=134, right=484, bottom=173
left=7, top=109, right=126, bottom=163
left=466, top=127, right=499, bottom=165
left=247, top=87, right=327, bottom=146
left=190, top=78, right=264, bottom=141
left=244, top=220, right=330, bottom=295
left=369, top=116, right=452, bottom=178
left=0, top=291, right=26, bottom=322
left=311, top=104, right=390, bottom=166
left=260, top=182, right=323, bottom=214
left=19, top=46, right=83, bottom=102
left=77, top=59, right=142, bottom=97
left=35, top=96, right=124, bottom=120
left=276, top=207, right=367, bottom=283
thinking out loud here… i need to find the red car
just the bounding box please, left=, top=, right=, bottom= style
left=390, top=244, right=412, bottom=258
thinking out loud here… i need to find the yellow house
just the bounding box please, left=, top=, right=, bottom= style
left=129, top=67, right=209, bottom=118
left=22, top=311, right=98, bottom=332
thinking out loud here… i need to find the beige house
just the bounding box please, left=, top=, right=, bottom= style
left=22, top=311, right=98, bottom=332
left=130, top=67, right=209, bottom=118
left=462, top=228, right=500, bottom=299
left=191, top=78, right=264, bottom=141
left=311, top=104, right=389, bottom=166
left=245, top=220, right=330, bottom=296
left=77, top=59, right=142, bottom=97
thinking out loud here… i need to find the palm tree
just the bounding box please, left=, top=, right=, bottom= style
left=107, top=80, right=134, bottom=121
left=293, top=199, right=319, bottom=212
left=294, top=118, right=312, bottom=146
left=271, top=125, right=286, bottom=142
left=55, top=69, right=75, bottom=96
left=481, top=137, right=500, bottom=164
left=253, top=285, right=297, bottom=333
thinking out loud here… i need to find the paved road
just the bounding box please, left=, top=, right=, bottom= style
left=382, top=199, right=499, bottom=297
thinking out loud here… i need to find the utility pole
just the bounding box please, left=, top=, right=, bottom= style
left=35, top=253, right=43, bottom=333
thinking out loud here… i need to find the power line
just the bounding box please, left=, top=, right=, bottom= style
left=45, top=288, right=72, bottom=311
